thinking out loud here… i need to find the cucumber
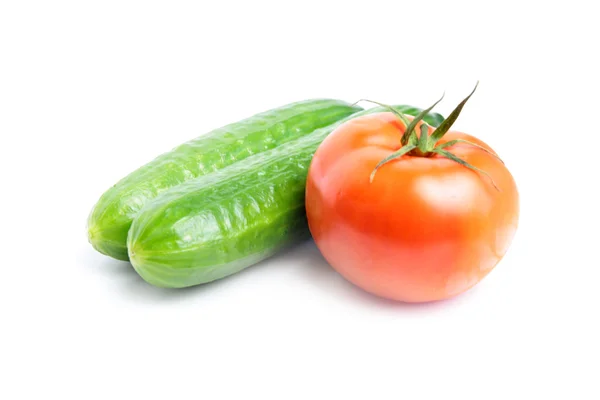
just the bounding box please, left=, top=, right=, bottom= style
left=88, top=99, right=362, bottom=260
left=127, top=106, right=445, bottom=288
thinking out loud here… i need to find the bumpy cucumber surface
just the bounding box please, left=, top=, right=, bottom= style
left=127, top=106, right=444, bottom=288
left=88, top=99, right=361, bottom=260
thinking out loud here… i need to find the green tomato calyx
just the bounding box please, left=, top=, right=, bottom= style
left=357, top=82, right=501, bottom=190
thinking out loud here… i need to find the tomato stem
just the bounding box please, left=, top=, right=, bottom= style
left=368, top=82, right=502, bottom=191
left=400, top=93, right=445, bottom=146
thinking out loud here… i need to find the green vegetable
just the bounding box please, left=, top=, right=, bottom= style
left=88, top=99, right=362, bottom=260
left=127, top=106, right=445, bottom=288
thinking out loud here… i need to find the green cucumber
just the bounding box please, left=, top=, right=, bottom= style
left=127, top=106, right=445, bottom=288
left=88, top=99, right=362, bottom=260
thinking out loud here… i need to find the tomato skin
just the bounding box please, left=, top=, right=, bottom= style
left=305, top=112, right=519, bottom=302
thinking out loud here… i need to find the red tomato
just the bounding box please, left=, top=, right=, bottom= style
left=305, top=111, right=519, bottom=302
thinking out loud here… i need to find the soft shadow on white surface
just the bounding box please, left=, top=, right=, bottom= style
left=84, top=238, right=481, bottom=308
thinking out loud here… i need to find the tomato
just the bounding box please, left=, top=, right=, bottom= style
left=305, top=93, right=519, bottom=303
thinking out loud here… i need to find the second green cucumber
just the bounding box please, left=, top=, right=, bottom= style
left=88, top=99, right=362, bottom=260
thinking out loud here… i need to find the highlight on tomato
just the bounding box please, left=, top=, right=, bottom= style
left=305, top=83, right=519, bottom=303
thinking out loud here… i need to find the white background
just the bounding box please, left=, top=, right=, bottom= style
left=1, top=0, right=599, bottom=398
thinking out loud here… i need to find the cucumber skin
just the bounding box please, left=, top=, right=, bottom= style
left=128, top=106, right=445, bottom=288
left=87, top=99, right=362, bottom=261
